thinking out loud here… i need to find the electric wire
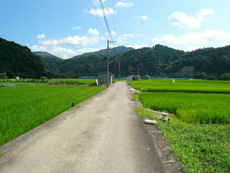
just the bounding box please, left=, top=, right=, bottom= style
left=112, top=0, right=116, bottom=41
left=90, top=0, right=105, bottom=38
left=99, top=0, right=115, bottom=46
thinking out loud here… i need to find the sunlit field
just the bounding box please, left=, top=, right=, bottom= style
left=0, top=85, right=104, bottom=146
left=130, top=79, right=230, bottom=93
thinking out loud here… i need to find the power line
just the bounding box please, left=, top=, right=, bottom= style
left=90, top=0, right=105, bottom=37
left=112, top=0, right=116, bottom=36
left=99, top=0, right=115, bottom=45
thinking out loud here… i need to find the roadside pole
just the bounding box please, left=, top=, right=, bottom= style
left=106, top=39, right=109, bottom=88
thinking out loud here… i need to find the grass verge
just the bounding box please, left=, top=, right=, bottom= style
left=135, top=107, right=230, bottom=173
left=131, top=93, right=139, bottom=101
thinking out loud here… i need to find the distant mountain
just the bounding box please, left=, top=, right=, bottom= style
left=4, top=37, right=229, bottom=79
left=33, top=51, right=58, bottom=58
left=55, top=45, right=185, bottom=76
left=39, top=44, right=230, bottom=79
left=32, top=51, right=63, bottom=73
left=0, top=38, right=46, bottom=78
left=39, top=56, right=64, bottom=73
left=165, top=46, right=230, bottom=78
left=72, top=46, right=134, bottom=58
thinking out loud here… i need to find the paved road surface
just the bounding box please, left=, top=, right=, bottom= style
left=0, top=81, right=164, bottom=173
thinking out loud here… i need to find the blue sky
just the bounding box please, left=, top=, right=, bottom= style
left=1, top=0, right=230, bottom=59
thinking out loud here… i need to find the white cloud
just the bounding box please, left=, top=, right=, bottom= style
left=117, top=37, right=126, bottom=44
left=198, top=9, right=215, bottom=20
left=87, top=8, right=115, bottom=17
left=116, top=2, right=134, bottom=8
left=49, top=47, right=78, bottom=59
left=27, top=44, right=47, bottom=52
left=152, top=30, right=230, bottom=45
left=123, top=34, right=134, bottom=37
left=39, top=30, right=100, bottom=48
left=129, top=44, right=149, bottom=49
left=133, top=16, right=149, bottom=21
left=72, top=26, right=82, bottom=30
left=104, top=31, right=116, bottom=39
left=87, top=28, right=100, bottom=36
left=152, top=37, right=161, bottom=44
left=168, top=12, right=201, bottom=29
left=37, top=34, right=46, bottom=40
left=141, top=16, right=149, bottom=20
left=117, top=34, right=135, bottom=44
left=168, top=9, right=214, bottom=29
left=111, top=31, right=116, bottom=36
left=92, top=0, right=106, bottom=6
left=76, top=48, right=101, bottom=55
left=183, top=46, right=199, bottom=52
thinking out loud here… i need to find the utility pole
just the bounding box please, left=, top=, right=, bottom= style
left=106, top=39, right=116, bottom=87
left=106, top=39, right=109, bottom=87
left=119, top=59, right=121, bottom=81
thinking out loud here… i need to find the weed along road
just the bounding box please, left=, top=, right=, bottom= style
left=0, top=81, right=164, bottom=173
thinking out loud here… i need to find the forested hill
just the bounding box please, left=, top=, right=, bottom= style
left=2, top=36, right=230, bottom=79
left=38, top=45, right=186, bottom=76
left=33, top=51, right=58, bottom=58
left=165, top=46, right=230, bottom=78
left=33, top=53, right=64, bottom=73
left=0, top=38, right=46, bottom=78
left=72, top=46, right=134, bottom=58
left=35, top=44, right=230, bottom=78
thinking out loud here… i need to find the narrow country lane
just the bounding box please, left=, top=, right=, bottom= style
left=0, top=81, right=164, bottom=173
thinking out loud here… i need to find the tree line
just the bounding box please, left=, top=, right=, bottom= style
left=1, top=36, right=230, bottom=80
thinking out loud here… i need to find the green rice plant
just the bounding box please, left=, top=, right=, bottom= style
left=139, top=92, right=230, bottom=124
left=50, top=79, right=96, bottom=85
left=130, top=79, right=230, bottom=94
left=135, top=107, right=230, bottom=173
left=0, top=85, right=104, bottom=146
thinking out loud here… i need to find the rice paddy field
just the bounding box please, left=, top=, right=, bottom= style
left=50, top=78, right=97, bottom=85
left=0, top=78, right=97, bottom=85
left=0, top=85, right=104, bottom=146
left=130, top=79, right=230, bottom=93
left=140, top=92, right=230, bottom=124
left=132, top=79, right=230, bottom=172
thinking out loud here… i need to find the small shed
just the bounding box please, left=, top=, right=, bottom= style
left=98, top=72, right=114, bottom=85
left=142, top=75, right=150, bottom=80
left=135, top=75, right=141, bottom=81
left=127, top=75, right=135, bottom=82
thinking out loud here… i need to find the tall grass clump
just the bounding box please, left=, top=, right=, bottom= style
left=0, top=85, right=104, bottom=146
left=139, top=92, right=230, bottom=124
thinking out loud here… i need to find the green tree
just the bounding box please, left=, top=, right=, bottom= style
left=0, top=72, right=7, bottom=79
left=221, top=73, right=230, bottom=80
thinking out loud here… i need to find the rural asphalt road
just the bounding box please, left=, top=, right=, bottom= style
left=0, top=81, right=165, bottom=173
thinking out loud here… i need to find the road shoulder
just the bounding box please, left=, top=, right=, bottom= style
left=130, top=88, right=187, bottom=173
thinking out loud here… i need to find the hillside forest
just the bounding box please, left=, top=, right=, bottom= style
left=1, top=37, right=230, bottom=80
